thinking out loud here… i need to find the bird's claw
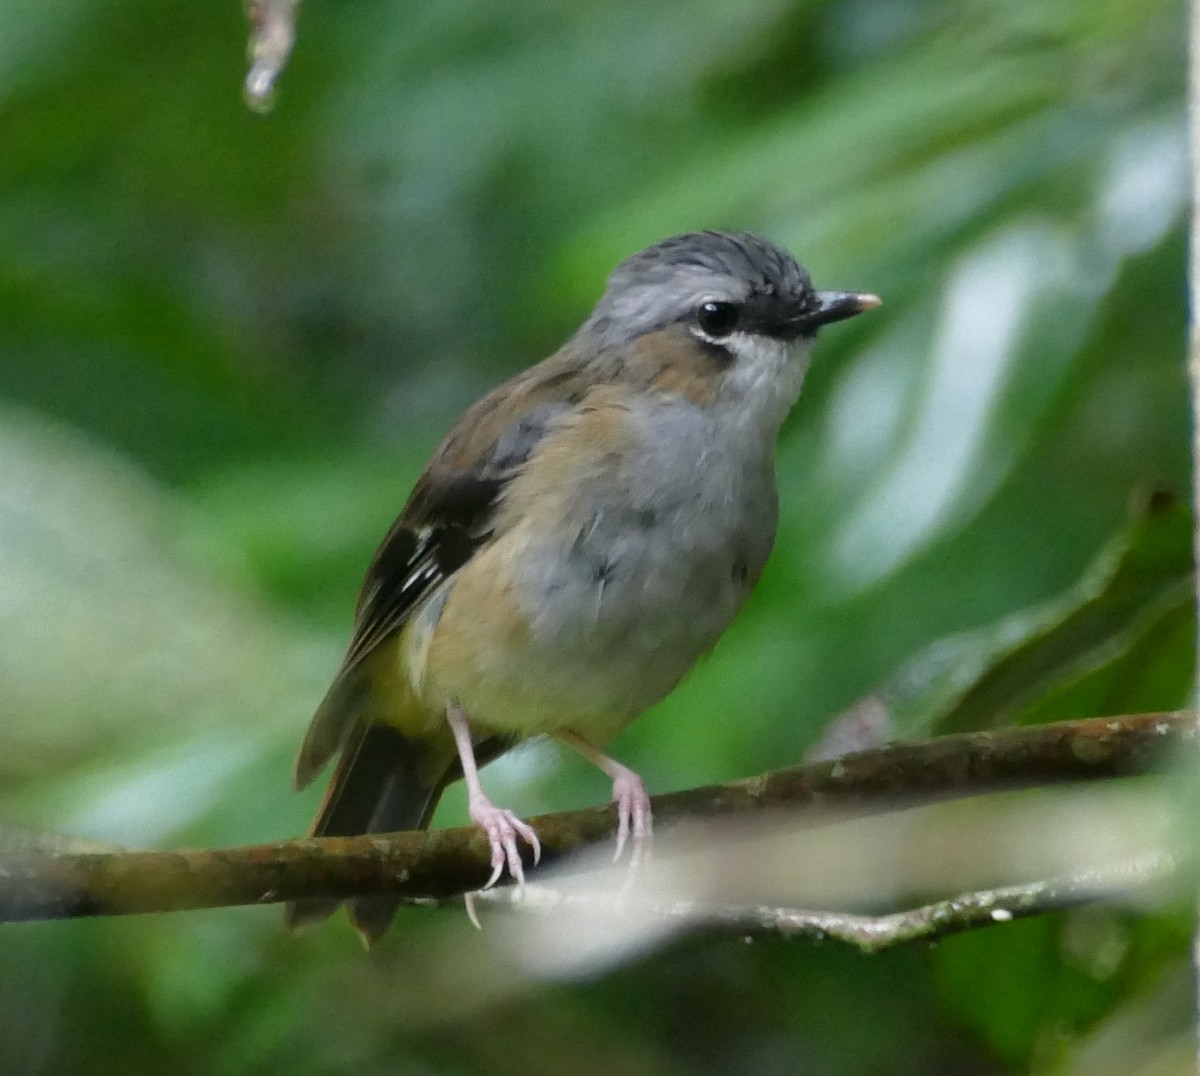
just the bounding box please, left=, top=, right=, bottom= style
left=470, top=794, right=541, bottom=893
left=611, top=766, right=653, bottom=865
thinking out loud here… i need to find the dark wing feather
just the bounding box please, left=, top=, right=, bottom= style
left=293, top=374, right=581, bottom=789
left=340, top=522, right=466, bottom=672
left=342, top=397, right=576, bottom=674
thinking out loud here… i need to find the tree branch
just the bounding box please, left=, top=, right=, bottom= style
left=0, top=710, right=1189, bottom=924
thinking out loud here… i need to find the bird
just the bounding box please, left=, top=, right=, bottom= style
left=285, top=230, right=880, bottom=943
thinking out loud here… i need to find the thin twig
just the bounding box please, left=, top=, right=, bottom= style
left=244, top=0, right=301, bottom=112
left=1187, top=0, right=1200, bottom=1066
left=476, top=850, right=1180, bottom=953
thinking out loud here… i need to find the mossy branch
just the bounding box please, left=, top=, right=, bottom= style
left=0, top=711, right=1189, bottom=931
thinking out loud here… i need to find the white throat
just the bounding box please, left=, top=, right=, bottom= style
left=714, top=332, right=813, bottom=437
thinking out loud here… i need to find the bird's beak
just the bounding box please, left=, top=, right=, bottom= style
left=805, top=291, right=882, bottom=329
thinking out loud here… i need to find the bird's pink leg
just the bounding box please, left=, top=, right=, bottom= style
left=448, top=704, right=540, bottom=891
left=557, top=731, right=653, bottom=862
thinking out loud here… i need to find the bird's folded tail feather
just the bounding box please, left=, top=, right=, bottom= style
left=284, top=720, right=454, bottom=944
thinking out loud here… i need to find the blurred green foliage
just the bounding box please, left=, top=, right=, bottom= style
left=0, top=0, right=1192, bottom=1072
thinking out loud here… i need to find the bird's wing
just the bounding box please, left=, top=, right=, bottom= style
left=344, top=383, right=586, bottom=669
left=292, top=353, right=590, bottom=788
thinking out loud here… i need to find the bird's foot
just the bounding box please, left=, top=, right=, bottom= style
left=469, top=792, right=541, bottom=892
left=611, top=764, right=653, bottom=865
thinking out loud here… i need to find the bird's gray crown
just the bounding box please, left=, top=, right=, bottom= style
left=581, top=231, right=818, bottom=347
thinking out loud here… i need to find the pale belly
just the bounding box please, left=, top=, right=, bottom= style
left=416, top=403, right=779, bottom=744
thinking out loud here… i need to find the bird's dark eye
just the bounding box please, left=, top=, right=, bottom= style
left=696, top=301, right=740, bottom=338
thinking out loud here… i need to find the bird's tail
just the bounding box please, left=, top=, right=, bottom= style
left=284, top=719, right=454, bottom=945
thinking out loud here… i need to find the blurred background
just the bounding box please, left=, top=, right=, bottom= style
left=0, top=0, right=1193, bottom=1072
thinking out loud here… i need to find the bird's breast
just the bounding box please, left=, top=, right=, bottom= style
left=422, top=392, right=779, bottom=739
left=521, top=396, right=777, bottom=629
